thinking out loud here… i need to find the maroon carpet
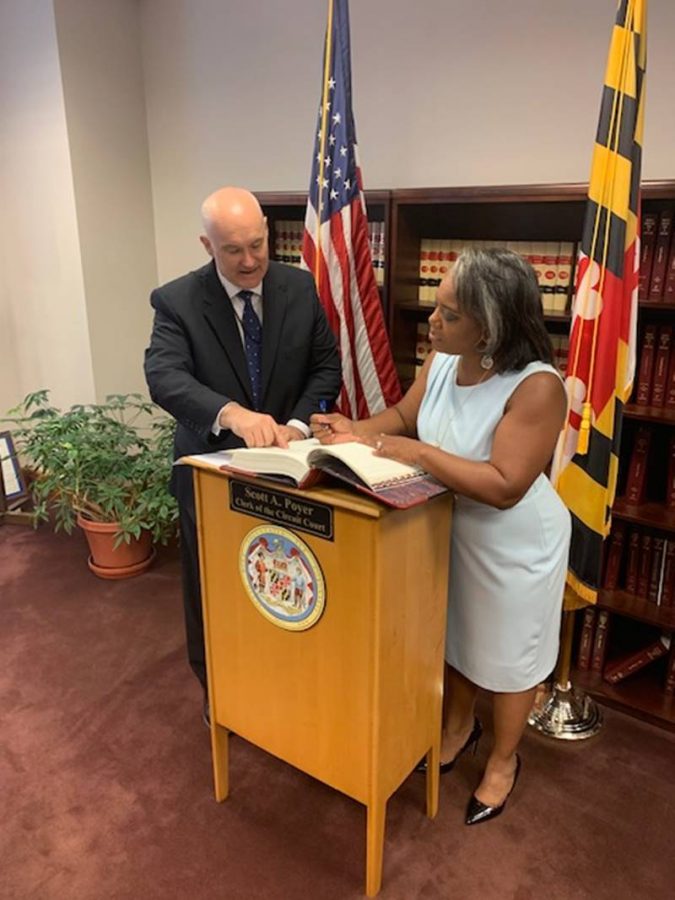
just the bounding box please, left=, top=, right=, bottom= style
left=1, top=523, right=674, bottom=899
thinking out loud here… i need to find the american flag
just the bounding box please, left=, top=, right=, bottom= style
left=302, top=0, right=401, bottom=418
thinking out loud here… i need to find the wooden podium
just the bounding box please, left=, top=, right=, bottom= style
left=188, top=461, right=452, bottom=896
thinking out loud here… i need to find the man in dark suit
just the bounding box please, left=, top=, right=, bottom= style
left=144, top=187, right=341, bottom=718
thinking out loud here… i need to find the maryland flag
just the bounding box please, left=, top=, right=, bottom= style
left=552, top=0, right=646, bottom=609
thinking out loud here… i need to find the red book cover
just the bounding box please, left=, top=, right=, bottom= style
left=648, top=537, right=664, bottom=604
left=603, top=635, right=670, bottom=684
left=650, top=327, right=672, bottom=406
left=665, top=646, right=675, bottom=696
left=590, top=610, right=611, bottom=672
left=636, top=533, right=652, bottom=599
left=603, top=522, right=626, bottom=589
left=661, top=541, right=675, bottom=607
left=577, top=607, right=596, bottom=671
left=635, top=325, right=657, bottom=405
left=624, top=427, right=651, bottom=505
left=639, top=211, right=658, bottom=299
left=664, top=238, right=675, bottom=300
left=624, top=529, right=640, bottom=593
left=665, top=348, right=675, bottom=410
left=667, top=435, right=675, bottom=510
left=647, top=209, right=674, bottom=300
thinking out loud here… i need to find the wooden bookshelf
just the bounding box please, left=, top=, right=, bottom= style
left=388, top=182, right=675, bottom=732
left=255, top=190, right=392, bottom=321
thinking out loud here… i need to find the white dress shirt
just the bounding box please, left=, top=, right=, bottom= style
left=211, top=269, right=310, bottom=438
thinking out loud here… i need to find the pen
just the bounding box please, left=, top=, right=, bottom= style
left=318, top=399, right=329, bottom=413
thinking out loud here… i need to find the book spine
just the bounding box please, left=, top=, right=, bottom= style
left=603, top=636, right=670, bottom=684
left=639, top=211, right=658, bottom=299
left=603, top=522, right=626, bottom=589
left=668, top=435, right=675, bottom=511
left=635, top=325, right=657, bottom=405
left=661, top=541, right=675, bottom=607
left=647, top=209, right=674, bottom=300
left=650, top=326, right=672, bottom=407
left=636, top=532, right=652, bottom=599
left=624, top=529, right=640, bottom=593
left=625, top=427, right=651, bottom=505
left=590, top=610, right=611, bottom=672
left=648, top=537, right=664, bottom=604
left=666, top=347, right=675, bottom=410
left=577, top=607, right=596, bottom=671
left=665, top=236, right=675, bottom=301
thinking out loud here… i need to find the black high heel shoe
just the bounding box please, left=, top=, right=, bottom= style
left=464, top=753, right=521, bottom=825
left=416, top=717, right=482, bottom=774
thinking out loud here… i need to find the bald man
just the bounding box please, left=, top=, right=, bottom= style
left=144, top=187, right=341, bottom=718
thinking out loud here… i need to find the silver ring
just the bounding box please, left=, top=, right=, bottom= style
left=375, top=439, right=383, bottom=450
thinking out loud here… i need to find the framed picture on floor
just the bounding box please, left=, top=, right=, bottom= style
left=0, top=431, right=28, bottom=507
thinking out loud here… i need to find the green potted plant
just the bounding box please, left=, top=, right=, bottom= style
left=3, top=391, right=179, bottom=578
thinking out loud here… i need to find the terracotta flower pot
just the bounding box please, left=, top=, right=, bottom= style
left=76, top=513, right=155, bottom=579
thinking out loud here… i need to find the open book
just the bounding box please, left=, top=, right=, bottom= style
left=184, top=438, right=448, bottom=509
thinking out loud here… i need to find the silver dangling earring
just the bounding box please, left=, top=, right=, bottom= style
left=480, top=354, right=494, bottom=371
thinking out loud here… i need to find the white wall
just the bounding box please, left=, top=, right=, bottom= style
left=54, top=0, right=157, bottom=402
left=0, top=0, right=94, bottom=415
left=140, top=0, right=675, bottom=283
left=2, top=0, right=674, bottom=412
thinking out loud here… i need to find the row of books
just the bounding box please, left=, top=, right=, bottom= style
left=272, top=219, right=386, bottom=285
left=622, top=426, right=675, bottom=507
left=417, top=239, right=575, bottom=314
left=633, top=325, right=675, bottom=408
left=577, top=608, right=674, bottom=692
left=603, top=522, right=675, bottom=606
left=639, top=208, right=675, bottom=302
left=413, top=324, right=569, bottom=376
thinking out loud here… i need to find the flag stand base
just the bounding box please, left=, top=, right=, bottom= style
left=528, top=680, right=603, bottom=740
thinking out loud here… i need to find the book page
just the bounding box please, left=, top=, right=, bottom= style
left=309, top=442, right=422, bottom=490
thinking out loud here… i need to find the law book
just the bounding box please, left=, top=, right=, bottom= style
left=624, top=427, right=651, bottom=505
left=603, top=522, right=626, bottom=589
left=418, top=238, right=431, bottom=304
left=661, top=541, right=675, bottom=608
left=648, top=537, right=665, bottom=605
left=636, top=533, right=653, bottom=599
left=603, top=634, right=670, bottom=684
left=647, top=209, right=674, bottom=300
left=553, top=242, right=574, bottom=313
left=183, top=439, right=448, bottom=510
left=635, top=325, right=657, bottom=405
left=665, top=348, right=675, bottom=409
left=664, top=238, right=675, bottom=301
left=650, top=326, right=672, bottom=407
left=590, top=610, right=611, bottom=673
left=638, top=211, right=658, bottom=299
left=624, top=529, right=640, bottom=594
left=667, top=435, right=675, bottom=510
left=577, top=607, right=596, bottom=671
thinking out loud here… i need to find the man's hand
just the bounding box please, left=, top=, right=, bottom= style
left=276, top=425, right=306, bottom=445
left=219, top=403, right=284, bottom=447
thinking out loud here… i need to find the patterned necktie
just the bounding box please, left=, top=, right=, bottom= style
left=239, top=290, right=262, bottom=409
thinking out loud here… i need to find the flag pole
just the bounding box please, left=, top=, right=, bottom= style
left=528, top=609, right=603, bottom=740
left=314, top=0, right=335, bottom=291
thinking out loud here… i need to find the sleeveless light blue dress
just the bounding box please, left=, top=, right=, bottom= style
left=417, top=353, right=571, bottom=692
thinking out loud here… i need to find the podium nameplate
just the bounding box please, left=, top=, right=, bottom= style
left=229, top=478, right=334, bottom=541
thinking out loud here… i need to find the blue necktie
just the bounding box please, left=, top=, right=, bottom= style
left=239, top=290, right=262, bottom=410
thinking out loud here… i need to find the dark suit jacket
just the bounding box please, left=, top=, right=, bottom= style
left=144, top=260, right=341, bottom=506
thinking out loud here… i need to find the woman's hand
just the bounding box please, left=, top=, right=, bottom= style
left=310, top=412, right=359, bottom=444
left=370, top=434, right=424, bottom=467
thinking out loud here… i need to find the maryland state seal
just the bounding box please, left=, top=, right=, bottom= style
left=238, top=525, right=326, bottom=631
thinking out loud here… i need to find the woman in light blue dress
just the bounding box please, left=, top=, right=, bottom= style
left=311, top=248, right=571, bottom=825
